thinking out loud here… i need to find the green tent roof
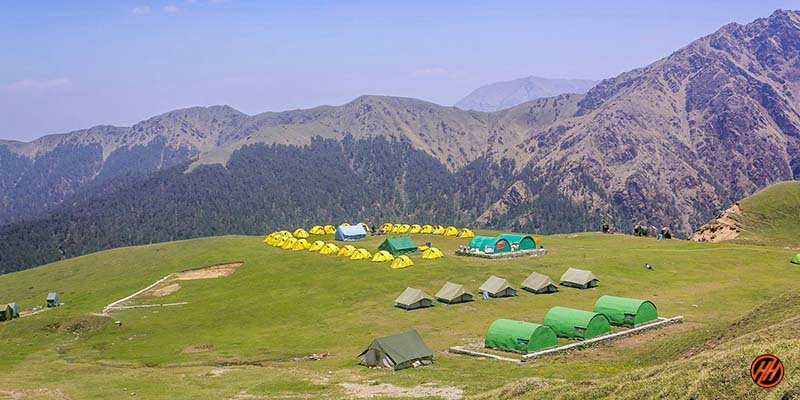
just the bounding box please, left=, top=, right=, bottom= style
left=358, top=330, right=433, bottom=370
left=485, top=319, right=558, bottom=353
left=468, top=236, right=511, bottom=253
left=543, top=306, right=611, bottom=340
left=792, top=254, right=800, bottom=264
left=379, top=236, right=418, bottom=255
left=593, top=295, right=658, bottom=327
left=497, top=234, right=536, bottom=250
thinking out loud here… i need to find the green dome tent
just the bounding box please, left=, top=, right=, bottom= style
left=543, top=306, right=611, bottom=340
left=593, top=295, right=658, bottom=327
left=792, top=254, right=800, bottom=264
left=497, top=234, right=536, bottom=250
left=485, top=319, right=558, bottom=353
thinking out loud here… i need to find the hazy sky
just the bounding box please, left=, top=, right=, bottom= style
left=1, top=0, right=797, bottom=141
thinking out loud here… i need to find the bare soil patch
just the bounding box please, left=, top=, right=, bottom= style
left=182, top=344, right=215, bottom=354
left=149, top=283, right=181, bottom=297
left=338, top=382, right=463, bottom=400
left=690, top=204, right=742, bottom=242
left=174, top=262, right=243, bottom=281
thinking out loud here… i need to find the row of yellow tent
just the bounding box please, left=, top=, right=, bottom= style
left=263, top=231, right=441, bottom=269
left=379, top=223, right=474, bottom=238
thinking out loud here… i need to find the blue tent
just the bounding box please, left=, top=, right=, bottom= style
left=335, top=225, right=367, bottom=241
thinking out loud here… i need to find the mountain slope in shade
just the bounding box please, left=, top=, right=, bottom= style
left=455, top=76, right=597, bottom=112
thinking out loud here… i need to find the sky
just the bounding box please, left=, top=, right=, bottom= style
left=1, top=0, right=798, bottom=141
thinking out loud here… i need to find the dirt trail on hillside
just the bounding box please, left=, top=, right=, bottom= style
left=690, top=203, right=742, bottom=242
left=338, top=383, right=463, bottom=400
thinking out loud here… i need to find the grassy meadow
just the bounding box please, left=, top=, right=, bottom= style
left=0, top=229, right=797, bottom=399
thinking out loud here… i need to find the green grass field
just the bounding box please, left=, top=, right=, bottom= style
left=0, top=228, right=798, bottom=399
left=736, top=181, right=800, bottom=248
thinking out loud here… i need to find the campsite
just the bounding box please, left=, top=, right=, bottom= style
left=0, top=225, right=798, bottom=399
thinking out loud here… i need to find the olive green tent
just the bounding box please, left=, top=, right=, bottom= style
left=521, top=272, right=558, bottom=294
left=468, top=236, right=511, bottom=253
left=543, top=306, right=611, bottom=340
left=395, top=288, right=433, bottom=310
left=0, top=304, right=11, bottom=321
left=560, top=268, right=599, bottom=289
left=435, top=282, right=473, bottom=304
left=378, top=237, right=418, bottom=256
left=485, top=319, right=558, bottom=353
left=497, top=234, right=536, bottom=250
left=358, top=330, right=434, bottom=370
left=593, top=295, right=658, bottom=327
left=479, top=275, right=516, bottom=298
left=792, top=254, right=800, bottom=264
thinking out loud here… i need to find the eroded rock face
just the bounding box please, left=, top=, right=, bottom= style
left=690, top=203, right=743, bottom=242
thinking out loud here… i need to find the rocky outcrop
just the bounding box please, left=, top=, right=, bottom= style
left=689, top=203, right=743, bottom=242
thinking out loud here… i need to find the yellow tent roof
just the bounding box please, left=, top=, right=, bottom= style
left=380, top=223, right=394, bottom=231
left=309, top=225, right=325, bottom=235
left=293, top=228, right=310, bottom=238
left=444, top=226, right=459, bottom=236
left=391, top=255, right=414, bottom=269
left=459, top=228, right=475, bottom=238
left=372, top=250, right=395, bottom=262
left=433, top=226, right=445, bottom=235
left=422, top=247, right=444, bottom=259
left=319, top=243, right=339, bottom=254
left=350, top=248, right=372, bottom=260
left=337, top=245, right=356, bottom=257
left=324, top=225, right=336, bottom=234
left=409, top=224, right=422, bottom=233
left=292, top=238, right=310, bottom=251
left=282, top=237, right=298, bottom=249
left=308, top=240, right=326, bottom=251
left=421, top=224, right=434, bottom=234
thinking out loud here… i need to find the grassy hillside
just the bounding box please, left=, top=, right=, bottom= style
left=736, top=181, right=800, bottom=248
left=0, top=231, right=797, bottom=399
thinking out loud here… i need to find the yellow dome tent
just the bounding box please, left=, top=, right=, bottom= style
left=391, top=255, right=414, bottom=269
left=409, top=224, right=422, bottom=233
left=292, top=238, right=310, bottom=251
left=324, top=225, right=336, bottom=234
left=422, top=247, right=444, bottom=259
left=421, top=224, right=434, bottom=234
left=433, top=225, right=446, bottom=235
left=273, top=236, right=288, bottom=247
left=459, top=228, right=475, bottom=238
left=444, top=226, right=459, bottom=236
left=282, top=237, right=298, bottom=249
left=277, top=230, right=292, bottom=236
left=397, top=224, right=411, bottom=233
left=391, top=224, right=401, bottom=233
left=340, top=222, right=351, bottom=226
left=338, top=245, right=357, bottom=257
left=350, top=248, right=372, bottom=260
left=309, top=225, right=325, bottom=235
left=372, top=250, right=395, bottom=262
left=293, top=228, right=310, bottom=238
left=319, top=243, right=339, bottom=255
left=380, top=222, right=394, bottom=231
left=308, top=240, right=325, bottom=252
left=418, top=244, right=429, bottom=251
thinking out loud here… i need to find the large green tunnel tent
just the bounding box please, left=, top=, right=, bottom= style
left=497, top=234, right=536, bottom=250
left=593, top=295, right=658, bottom=327
left=543, top=306, right=611, bottom=340
left=485, top=319, right=558, bottom=353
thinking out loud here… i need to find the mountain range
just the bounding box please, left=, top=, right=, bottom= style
left=3, top=9, right=800, bottom=272
left=455, top=76, right=598, bottom=112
